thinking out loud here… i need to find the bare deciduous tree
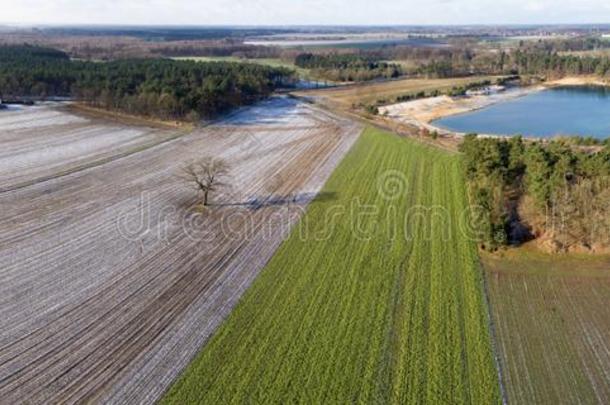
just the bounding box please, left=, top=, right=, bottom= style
left=181, top=157, right=231, bottom=206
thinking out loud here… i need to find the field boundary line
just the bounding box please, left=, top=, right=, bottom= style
left=479, top=256, right=509, bottom=405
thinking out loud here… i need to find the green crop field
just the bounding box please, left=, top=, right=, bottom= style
left=163, top=127, right=501, bottom=404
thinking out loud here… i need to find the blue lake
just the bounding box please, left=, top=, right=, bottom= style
left=432, top=86, right=610, bottom=139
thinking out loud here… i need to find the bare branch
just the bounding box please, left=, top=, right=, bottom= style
left=179, top=156, right=231, bottom=206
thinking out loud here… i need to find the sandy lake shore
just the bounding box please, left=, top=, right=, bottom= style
left=379, top=76, right=610, bottom=137
left=379, top=85, right=543, bottom=136
left=546, top=75, right=610, bottom=87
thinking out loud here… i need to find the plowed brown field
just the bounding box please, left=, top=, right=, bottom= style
left=0, top=98, right=360, bottom=403
left=484, top=250, right=610, bottom=404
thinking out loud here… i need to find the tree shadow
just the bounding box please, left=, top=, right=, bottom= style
left=215, top=191, right=338, bottom=210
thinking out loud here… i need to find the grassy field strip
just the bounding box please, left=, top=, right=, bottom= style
left=485, top=253, right=610, bottom=404
left=296, top=76, right=502, bottom=108
left=0, top=98, right=360, bottom=403
left=163, top=127, right=501, bottom=403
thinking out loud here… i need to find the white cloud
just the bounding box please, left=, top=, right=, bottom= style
left=0, top=0, right=609, bottom=25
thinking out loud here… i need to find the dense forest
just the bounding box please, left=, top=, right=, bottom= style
left=519, top=36, right=610, bottom=53
left=351, top=38, right=610, bottom=79
left=0, top=45, right=293, bottom=120
left=460, top=135, right=610, bottom=253
left=398, top=48, right=610, bottom=78
left=294, top=53, right=403, bottom=82
left=0, top=34, right=284, bottom=60
left=287, top=40, right=610, bottom=82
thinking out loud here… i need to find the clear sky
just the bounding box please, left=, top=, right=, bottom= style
left=1, top=0, right=609, bottom=26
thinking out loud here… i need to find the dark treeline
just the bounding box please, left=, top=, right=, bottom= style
left=408, top=48, right=610, bottom=78
left=0, top=34, right=283, bottom=61
left=296, top=47, right=610, bottom=81
left=460, top=135, right=610, bottom=252
left=367, top=46, right=456, bottom=63
left=354, top=40, right=610, bottom=79
left=41, top=27, right=294, bottom=41
left=519, top=36, right=610, bottom=53
left=508, top=50, right=610, bottom=77
left=0, top=45, right=293, bottom=121
left=151, top=42, right=282, bottom=59
left=294, top=53, right=402, bottom=82
left=0, top=45, right=70, bottom=61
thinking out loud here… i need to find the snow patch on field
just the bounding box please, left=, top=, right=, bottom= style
left=0, top=107, right=88, bottom=131
left=0, top=97, right=361, bottom=403
left=223, top=97, right=315, bottom=127
left=0, top=105, right=178, bottom=191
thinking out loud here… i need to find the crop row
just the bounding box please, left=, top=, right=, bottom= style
left=163, top=127, right=501, bottom=404
left=0, top=98, right=359, bottom=403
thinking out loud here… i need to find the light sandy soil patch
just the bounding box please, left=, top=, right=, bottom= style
left=547, top=76, right=610, bottom=87
left=0, top=97, right=361, bottom=404
left=0, top=105, right=182, bottom=192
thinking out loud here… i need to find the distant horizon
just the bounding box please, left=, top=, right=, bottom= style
left=1, top=0, right=610, bottom=27
left=2, top=23, right=610, bottom=30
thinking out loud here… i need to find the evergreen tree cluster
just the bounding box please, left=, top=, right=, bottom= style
left=460, top=135, right=610, bottom=251
left=294, top=53, right=402, bottom=82
left=0, top=45, right=293, bottom=120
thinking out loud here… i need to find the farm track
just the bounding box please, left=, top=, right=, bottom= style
left=0, top=97, right=361, bottom=403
